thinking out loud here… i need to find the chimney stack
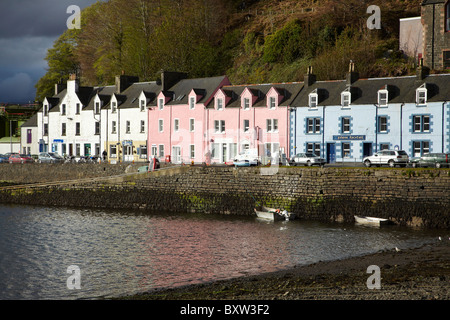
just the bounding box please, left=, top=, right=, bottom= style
left=54, top=78, right=66, bottom=95
left=416, top=58, right=430, bottom=80
left=304, top=66, right=316, bottom=87
left=115, top=74, right=139, bottom=94
left=67, top=73, right=79, bottom=93
left=161, top=71, right=188, bottom=91
left=346, top=61, right=359, bottom=85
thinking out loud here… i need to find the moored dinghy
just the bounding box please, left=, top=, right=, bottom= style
left=354, top=215, right=390, bottom=227
left=254, top=206, right=295, bottom=221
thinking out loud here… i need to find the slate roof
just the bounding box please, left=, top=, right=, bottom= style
left=164, top=75, right=229, bottom=106
left=212, top=82, right=303, bottom=109
left=291, top=73, right=450, bottom=107
left=421, top=0, right=446, bottom=5
left=20, top=112, right=38, bottom=128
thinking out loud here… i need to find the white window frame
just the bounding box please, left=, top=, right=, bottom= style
left=140, top=120, right=145, bottom=133
left=341, top=91, right=351, bottom=108
left=190, top=144, right=195, bottom=159
left=266, top=119, right=278, bottom=133
left=189, top=96, right=195, bottom=110
left=269, top=96, right=276, bottom=109
left=416, top=85, right=427, bottom=105
left=151, top=145, right=157, bottom=157
left=112, top=101, right=117, bottom=113
left=217, top=98, right=223, bottom=110
left=308, top=92, right=318, bottom=109
left=158, top=98, right=164, bottom=110
left=126, top=121, right=131, bottom=134
left=189, top=118, right=195, bottom=132
left=111, top=121, right=117, bottom=134
left=243, top=98, right=250, bottom=110
left=159, top=119, right=164, bottom=132
left=341, top=117, right=351, bottom=133
left=174, top=118, right=179, bottom=132
left=243, top=119, right=250, bottom=133
left=378, top=89, right=388, bottom=106
left=140, top=100, right=146, bottom=112
left=214, top=120, right=225, bottom=133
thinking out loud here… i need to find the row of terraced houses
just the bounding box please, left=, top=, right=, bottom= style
left=20, top=0, right=450, bottom=164
left=20, top=64, right=450, bottom=165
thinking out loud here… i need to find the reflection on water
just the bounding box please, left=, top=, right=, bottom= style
left=0, top=204, right=443, bottom=300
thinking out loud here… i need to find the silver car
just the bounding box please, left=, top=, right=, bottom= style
left=363, top=150, right=409, bottom=167
left=290, top=153, right=326, bottom=166
left=38, top=152, right=64, bottom=163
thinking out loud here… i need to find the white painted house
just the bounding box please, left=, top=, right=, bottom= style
left=34, top=74, right=162, bottom=163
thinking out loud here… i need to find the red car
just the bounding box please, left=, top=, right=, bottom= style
left=9, top=153, right=34, bottom=164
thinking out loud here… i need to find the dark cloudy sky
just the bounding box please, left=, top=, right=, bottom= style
left=0, top=0, right=99, bottom=103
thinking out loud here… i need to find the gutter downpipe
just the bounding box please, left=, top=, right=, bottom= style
left=400, top=103, right=404, bottom=151
left=443, top=101, right=447, bottom=153
left=374, top=104, right=378, bottom=153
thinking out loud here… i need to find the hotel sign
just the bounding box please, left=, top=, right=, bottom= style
left=333, top=135, right=366, bottom=141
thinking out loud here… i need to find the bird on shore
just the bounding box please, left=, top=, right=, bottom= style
left=438, top=236, right=442, bottom=241
left=395, top=247, right=401, bottom=252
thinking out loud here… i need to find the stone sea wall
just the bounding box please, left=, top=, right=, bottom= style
left=0, top=164, right=449, bottom=228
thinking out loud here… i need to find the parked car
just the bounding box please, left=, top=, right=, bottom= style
left=289, top=153, right=326, bottom=166
left=233, top=148, right=259, bottom=166
left=410, top=153, right=450, bottom=168
left=0, top=154, right=9, bottom=163
left=9, top=154, right=34, bottom=164
left=38, top=152, right=64, bottom=163
left=363, top=150, right=409, bottom=167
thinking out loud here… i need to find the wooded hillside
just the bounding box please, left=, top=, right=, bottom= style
left=35, top=0, right=423, bottom=101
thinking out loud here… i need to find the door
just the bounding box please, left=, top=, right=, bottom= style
left=222, top=144, right=228, bottom=163
left=327, top=143, right=336, bottom=163
left=123, top=145, right=133, bottom=162
left=172, top=146, right=181, bottom=164
left=363, top=143, right=372, bottom=158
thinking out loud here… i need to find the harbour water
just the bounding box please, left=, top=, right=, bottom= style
left=0, top=204, right=443, bottom=300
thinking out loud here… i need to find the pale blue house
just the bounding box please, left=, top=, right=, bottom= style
left=290, top=64, right=450, bottom=163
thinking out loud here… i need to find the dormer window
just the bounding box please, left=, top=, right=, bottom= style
left=341, top=89, right=351, bottom=108
left=61, top=104, right=66, bottom=115
left=140, top=100, right=146, bottom=112
left=112, top=101, right=117, bottom=113
left=95, top=102, right=100, bottom=114
left=189, top=96, right=195, bottom=110
left=44, top=104, right=49, bottom=116
left=269, top=96, right=276, bottom=109
left=243, top=98, right=250, bottom=110
left=416, top=84, right=427, bottom=105
left=158, top=98, right=164, bottom=110
left=217, top=98, right=223, bottom=110
left=308, top=91, right=318, bottom=108
left=378, top=89, right=388, bottom=106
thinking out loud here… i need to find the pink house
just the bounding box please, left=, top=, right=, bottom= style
left=148, top=75, right=230, bottom=164
left=207, top=83, right=303, bottom=164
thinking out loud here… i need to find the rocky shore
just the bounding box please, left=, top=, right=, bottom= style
left=121, top=241, right=449, bottom=300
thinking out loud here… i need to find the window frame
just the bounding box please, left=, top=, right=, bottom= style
left=341, top=91, right=351, bottom=108
left=308, top=92, right=318, bottom=109
left=378, top=89, right=388, bottom=106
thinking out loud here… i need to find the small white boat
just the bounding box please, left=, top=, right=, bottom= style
left=354, top=215, right=390, bottom=227
left=254, top=206, right=295, bottom=221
